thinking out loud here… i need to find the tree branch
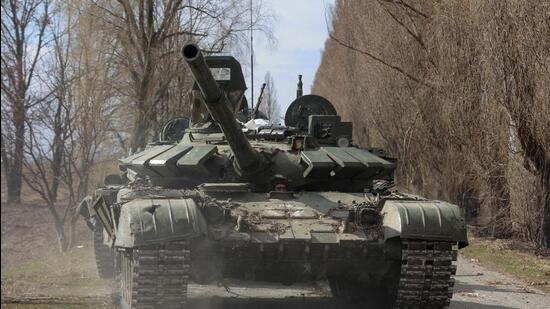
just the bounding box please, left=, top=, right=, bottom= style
left=329, top=33, right=435, bottom=89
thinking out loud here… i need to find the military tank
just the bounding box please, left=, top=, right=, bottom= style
left=79, top=43, right=468, bottom=309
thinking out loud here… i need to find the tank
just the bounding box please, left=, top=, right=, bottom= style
left=79, top=43, right=468, bottom=309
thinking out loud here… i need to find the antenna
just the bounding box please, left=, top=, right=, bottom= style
left=296, top=75, right=303, bottom=98
left=252, top=83, right=267, bottom=119
left=250, top=0, right=254, bottom=119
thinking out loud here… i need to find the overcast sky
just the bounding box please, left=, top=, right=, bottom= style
left=247, top=0, right=334, bottom=121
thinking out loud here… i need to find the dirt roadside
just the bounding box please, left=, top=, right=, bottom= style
left=1, top=203, right=549, bottom=309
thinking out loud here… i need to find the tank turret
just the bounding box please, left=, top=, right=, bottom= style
left=182, top=43, right=264, bottom=177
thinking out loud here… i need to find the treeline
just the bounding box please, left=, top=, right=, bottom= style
left=313, top=0, right=549, bottom=246
left=1, top=0, right=272, bottom=250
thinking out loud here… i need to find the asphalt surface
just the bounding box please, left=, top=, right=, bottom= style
left=450, top=256, right=548, bottom=309
left=180, top=256, right=550, bottom=309
left=2, top=256, right=548, bottom=309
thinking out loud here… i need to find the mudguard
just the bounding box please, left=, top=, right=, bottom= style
left=115, top=198, right=207, bottom=248
left=77, top=196, right=94, bottom=230
left=382, top=200, right=468, bottom=248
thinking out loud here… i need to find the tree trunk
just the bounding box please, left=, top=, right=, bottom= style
left=55, top=227, right=69, bottom=253
left=129, top=68, right=156, bottom=152
left=130, top=110, right=150, bottom=152
left=544, top=200, right=550, bottom=248
left=487, top=167, right=511, bottom=238
left=542, top=162, right=550, bottom=248
left=6, top=170, right=22, bottom=204
left=53, top=217, right=69, bottom=252
left=47, top=203, right=69, bottom=252
left=6, top=102, right=26, bottom=204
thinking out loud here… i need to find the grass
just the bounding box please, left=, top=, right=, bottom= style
left=460, top=234, right=550, bottom=289
left=3, top=261, right=45, bottom=278
left=2, top=304, right=99, bottom=309
left=3, top=246, right=97, bottom=284
left=1, top=241, right=116, bottom=301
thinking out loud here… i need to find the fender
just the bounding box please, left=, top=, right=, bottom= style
left=115, top=198, right=207, bottom=248
left=78, top=186, right=122, bottom=232
left=77, top=196, right=94, bottom=230
left=382, top=200, right=468, bottom=248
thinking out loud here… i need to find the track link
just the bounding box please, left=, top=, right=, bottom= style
left=121, top=240, right=190, bottom=309
left=394, top=239, right=458, bottom=309
left=93, top=227, right=116, bottom=278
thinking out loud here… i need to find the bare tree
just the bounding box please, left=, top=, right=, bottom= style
left=92, top=0, right=273, bottom=151
left=63, top=1, right=120, bottom=203
left=21, top=2, right=117, bottom=251
left=1, top=0, right=50, bottom=204
left=314, top=0, right=549, bottom=246
left=21, top=2, right=76, bottom=251
left=260, top=71, right=280, bottom=123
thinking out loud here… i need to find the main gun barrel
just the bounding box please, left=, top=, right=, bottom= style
left=182, top=43, right=262, bottom=176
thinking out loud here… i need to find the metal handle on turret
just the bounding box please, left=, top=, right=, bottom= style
left=182, top=43, right=262, bottom=177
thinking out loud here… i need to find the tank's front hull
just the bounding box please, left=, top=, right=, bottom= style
left=87, top=188, right=466, bottom=308
left=190, top=237, right=399, bottom=284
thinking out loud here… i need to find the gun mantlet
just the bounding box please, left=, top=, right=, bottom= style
left=182, top=44, right=267, bottom=179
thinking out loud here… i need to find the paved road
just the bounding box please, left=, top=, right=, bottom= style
left=182, top=255, right=550, bottom=309
left=451, top=256, right=548, bottom=309
left=2, top=256, right=548, bottom=308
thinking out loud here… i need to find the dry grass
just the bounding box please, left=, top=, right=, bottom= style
left=461, top=233, right=550, bottom=292
left=0, top=199, right=116, bottom=306
left=1, top=160, right=120, bottom=308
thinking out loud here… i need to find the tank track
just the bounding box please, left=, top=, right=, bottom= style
left=120, top=240, right=190, bottom=309
left=93, top=226, right=116, bottom=278
left=394, top=239, right=458, bottom=309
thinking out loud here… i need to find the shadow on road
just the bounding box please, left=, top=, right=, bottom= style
left=188, top=298, right=357, bottom=309
left=456, top=282, right=522, bottom=294
left=104, top=294, right=380, bottom=309
left=450, top=300, right=517, bottom=309
left=2, top=295, right=521, bottom=309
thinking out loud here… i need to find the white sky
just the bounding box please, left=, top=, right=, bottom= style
left=247, top=0, right=334, bottom=121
